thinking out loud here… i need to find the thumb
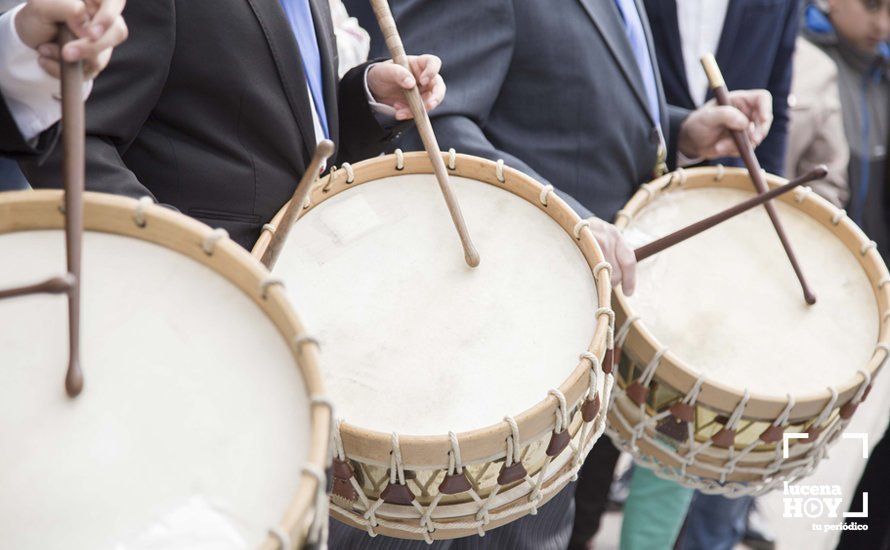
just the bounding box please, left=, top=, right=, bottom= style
left=386, top=63, right=416, bottom=89
left=711, top=105, right=750, bottom=133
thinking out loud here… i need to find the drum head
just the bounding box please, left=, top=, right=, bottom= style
left=0, top=196, right=315, bottom=549
left=624, top=187, right=878, bottom=397
left=277, top=173, right=598, bottom=435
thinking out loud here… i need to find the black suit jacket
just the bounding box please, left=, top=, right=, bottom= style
left=22, top=0, right=400, bottom=248
left=380, top=0, right=689, bottom=222
left=644, top=0, right=800, bottom=175
left=1, top=97, right=57, bottom=157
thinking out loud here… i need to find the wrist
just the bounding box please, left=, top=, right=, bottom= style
left=14, top=4, right=56, bottom=50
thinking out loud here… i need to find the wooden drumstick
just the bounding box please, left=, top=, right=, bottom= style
left=260, top=139, right=335, bottom=270
left=370, top=0, right=480, bottom=268
left=634, top=166, right=829, bottom=262
left=60, top=27, right=85, bottom=397
left=701, top=54, right=816, bottom=305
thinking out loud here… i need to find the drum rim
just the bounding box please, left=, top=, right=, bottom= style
left=0, top=190, right=330, bottom=549
left=612, top=166, right=890, bottom=422
left=253, top=151, right=614, bottom=468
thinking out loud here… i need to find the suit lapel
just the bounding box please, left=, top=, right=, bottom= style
left=577, top=0, right=653, bottom=125
left=309, top=0, right=339, bottom=147
left=245, top=0, right=316, bottom=162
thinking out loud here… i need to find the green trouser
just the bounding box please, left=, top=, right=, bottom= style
left=619, top=467, right=694, bottom=550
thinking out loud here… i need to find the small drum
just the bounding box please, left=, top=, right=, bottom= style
left=253, top=151, right=613, bottom=540
left=0, top=191, right=330, bottom=549
left=608, top=167, right=890, bottom=496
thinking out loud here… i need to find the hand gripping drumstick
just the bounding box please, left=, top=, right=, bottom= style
left=701, top=54, right=816, bottom=305
left=634, top=165, right=829, bottom=262
left=370, top=0, right=481, bottom=268
left=260, top=139, right=335, bottom=270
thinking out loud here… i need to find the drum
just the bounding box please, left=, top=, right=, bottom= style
left=607, top=166, right=890, bottom=496
left=253, top=151, right=613, bottom=540
left=0, top=191, right=330, bottom=549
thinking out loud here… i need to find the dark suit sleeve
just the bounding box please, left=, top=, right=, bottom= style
left=753, top=0, right=799, bottom=176
left=380, top=0, right=553, bottom=189
left=0, top=95, right=59, bottom=157
left=20, top=2, right=175, bottom=199
left=336, top=59, right=412, bottom=164
left=667, top=104, right=691, bottom=170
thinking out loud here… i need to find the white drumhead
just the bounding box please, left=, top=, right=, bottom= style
left=0, top=230, right=311, bottom=549
left=624, top=188, right=878, bottom=397
left=276, top=174, right=597, bottom=435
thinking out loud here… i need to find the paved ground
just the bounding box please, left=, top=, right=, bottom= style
left=591, top=367, right=890, bottom=550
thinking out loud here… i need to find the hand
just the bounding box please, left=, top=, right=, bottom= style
left=588, top=217, right=636, bottom=296
left=677, top=89, right=773, bottom=159
left=15, top=0, right=128, bottom=79
left=367, top=55, right=446, bottom=120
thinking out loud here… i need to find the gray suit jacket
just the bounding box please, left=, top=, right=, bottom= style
left=380, top=0, right=688, bottom=220
left=21, top=0, right=402, bottom=248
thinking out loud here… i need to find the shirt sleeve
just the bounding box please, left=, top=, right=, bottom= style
left=0, top=4, right=92, bottom=142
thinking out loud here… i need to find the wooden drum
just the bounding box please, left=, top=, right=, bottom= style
left=0, top=191, right=330, bottom=549
left=253, top=151, right=614, bottom=541
left=608, top=167, right=890, bottom=496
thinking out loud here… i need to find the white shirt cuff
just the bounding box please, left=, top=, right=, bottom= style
left=0, top=4, right=93, bottom=143
left=363, top=63, right=397, bottom=123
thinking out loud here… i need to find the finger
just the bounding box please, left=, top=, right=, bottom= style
left=615, top=236, right=637, bottom=296
left=86, top=0, right=126, bottom=40
left=38, top=56, right=61, bottom=79
left=711, top=105, right=750, bottom=133
left=425, top=76, right=446, bottom=109
left=37, top=43, right=62, bottom=61
left=713, top=136, right=739, bottom=157
left=383, top=63, right=416, bottom=89
left=83, top=48, right=111, bottom=79
left=413, top=54, right=441, bottom=88
left=61, top=17, right=127, bottom=62
left=395, top=108, right=413, bottom=120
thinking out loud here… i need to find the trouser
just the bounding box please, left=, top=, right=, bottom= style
left=837, top=421, right=890, bottom=550
left=568, top=436, right=621, bottom=549
left=0, top=158, right=27, bottom=191
left=619, top=467, right=693, bottom=550
left=675, top=493, right=751, bottom=550
left=328, top=482, right=576, bottom=550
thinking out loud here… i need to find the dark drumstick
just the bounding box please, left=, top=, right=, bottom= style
left=701, top=54, right=817, bottom=305
left=634, top=166, right=828, bottom=262
left=370, top=0, right=480, bottom=268
left=260, top=139, right=335, bottom=270
left=60, top=27, right=85, bottom=397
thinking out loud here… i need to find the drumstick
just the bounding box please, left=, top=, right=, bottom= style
left=370, top=0, right=481, bottom=268
left=701, top=54, right=816, bottom=305
left=260, top=139, right=335, bottom=270
left=60, top=27, right=85, bottom=397
left=634, top=166, right=828, bottom=262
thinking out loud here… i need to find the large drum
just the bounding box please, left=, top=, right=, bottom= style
left=253, top=151, right=613, bottom=541
left=608, top=166, right=890, bottom=496
left=0, top=191, right=330, bottom=549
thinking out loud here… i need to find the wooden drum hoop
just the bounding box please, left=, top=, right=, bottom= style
left=0, top=190, right=331, bottom=549
left=254, top=151, right=614, bottom=540
left=607, top=167, right=890, bottom=496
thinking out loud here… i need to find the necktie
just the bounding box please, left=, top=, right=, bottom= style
left=613, top=0, right=661, bottom=127
left=280, top=0, right=329, bottom=139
